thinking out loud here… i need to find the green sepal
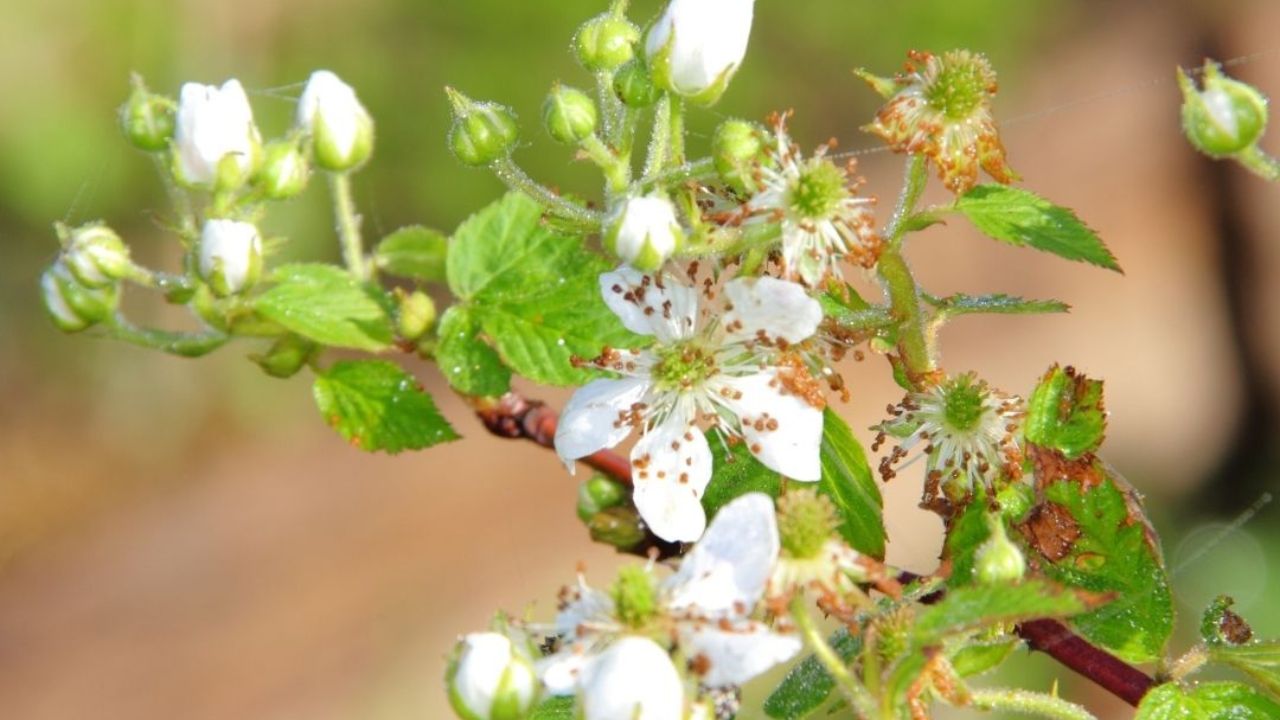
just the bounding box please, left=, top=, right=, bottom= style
left=529, top=696, right=575, bottom=719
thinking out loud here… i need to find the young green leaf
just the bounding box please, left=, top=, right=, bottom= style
left=313, top=360, right=459, bottom=453
left=434, top=306, right=512, bottom=397
left=701, top=431, right=783, bottom=520
left=255, top=264, right=394, bottom=352
left=764, top=628, right=861, bottom=719
left=374, top=225, right=448, bottom=282
left=925, top=292, right=1070, bottom=318
left=819, top=409, right=885, bottom=559
left=529, top=696, right=575, bottom=719
left=1209, top=641, right=1280, bottom=700
left=911, top=580, right=1093, bottom=645
left=953, top=185, right=1121, bottom=272
left=1025, top=365, right=1107, bottom=459
left=1136, top=681, right=1280, bottom=719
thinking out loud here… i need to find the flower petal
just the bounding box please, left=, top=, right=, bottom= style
left=630, top=405, right=712, bottom=543
left=536, top=644, right=589, bottom=695
left=579, top=637, right=683, bottom=720
left=555, top=377, right=652, bottom=470
left=554, top=581, right=615, bottom=638
left=664, top=493, right=778, bottom=616
left=680, top=621, right=801, bottom=687
left=722, top=276, right=822, bottom=345
left=719, top=371, right=823, bottom=481
left=599, top=266, right=699, bottom=343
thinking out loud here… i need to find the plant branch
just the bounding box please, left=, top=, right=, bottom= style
left=328, top=172, right=369, bottom=281
left=490, top=158, right=603, bottom=229
left=968, top=687, right=1097, bottom=720
left=1016, top=619, right=1154, bottom=707
left=790, top=595, right=878, bottom=719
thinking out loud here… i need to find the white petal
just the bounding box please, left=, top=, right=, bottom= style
left=536, top=644, right=589, bottom=695
left=719, top=371, right=823, bottom=481
left=579, top=637, right=683, bottom=720
left=664, top=493, right=778, bottom=616
left=554, top=582, right=615, bottom=638
left=599, top=266, right=699, bottom=343
left=555, top=377, right=651, bottom=471
left=680, top=621, right=801, bottom=687
left=722, top=276, right=822, bottom=345
left=630, top=406, right=711, bottom=543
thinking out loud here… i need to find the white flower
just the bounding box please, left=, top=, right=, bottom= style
left=174, top=79, right=260, bottom=187
left=578, top=637, right=683, bottom=720
left=744, top=118, right=879, bottom=286
left=537, top=493, right=801, bottom=701
left=447, top=632, right=538, bottom=720
left=605, top=195, right=684, bottom=271
left=198, top=219, right=262, bottom=296
left=297, top=69, right=374, bottom=171
left=555, top=268, right=825, bottom=542
left=645, top=0, right=754, bottom=101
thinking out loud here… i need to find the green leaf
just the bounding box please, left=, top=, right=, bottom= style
left=1137, top=681, right=1280, bottom=719
left=313, top=360, right=459, bottom=453
left=529, top=696, right=575, bottom=719
left=255, top=264, right=394, bottom=352
left=952, top=185, right=1121, bottom=272
left=1209, top=641, right=1280, bottom=700
left=912, top=580, right=1093, bottom=645
left=943, top=494, right=993, bottom=585
left=1027, top=470, right=1174, bottom=664
left=819, top=409, right=885, bottom=559
left=764, top=628, right=861, bottom=719
left=435, top=306, right=512, bottom=397
left=1025, top=365, right=1107, bottom=459
left=374, top=225, right=448, bottom=282
left=949, top=639, right=1018, bottom=678
left=701, top=431, right=783, bottom=520
left=925, top=292, right=1070, bottom=318
left=446, top=193, right=641, bottom=386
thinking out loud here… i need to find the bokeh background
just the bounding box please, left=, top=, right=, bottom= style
left=1, top=0, right=1279, bottom=717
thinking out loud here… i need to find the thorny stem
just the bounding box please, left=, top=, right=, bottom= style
left=490, top=158, right=602, bottom=229
left=329, top=172, right=369, bottom=281
left=790, top=595, right=878, bottom=719
left=968, top=688, right=1097, bottom=720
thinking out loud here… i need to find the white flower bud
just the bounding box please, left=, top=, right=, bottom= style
left=297, top=70, right=375, bottom=172
left=579, top=637, right=683, bottom=720
left=645, top=0, right=755, bottom=104
left=174, top=79, right=261, bottom=189
left=446, top=632, right=537, bottom=720
left=604, top=196, right=684, bottom=271
left=61, top=223, right=132, bottom=288
left=198, top=219, right=262, bottom=296
left=41, top=261, right=117, bottom=333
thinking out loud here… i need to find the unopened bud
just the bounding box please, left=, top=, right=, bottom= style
left=173, top=79, right=261, bottom=190
left=397, top=289, right=437, bottom=341
left=198, top=219, right=263, bottom=296
left=446, top=87, right=519, bottom=167
left=543, top=83, right=598, bottom=145
left=645, top=0, right=755, bottom=104
left=713, top=119, right=766, bottom=194
left=41, top=261, right=117, bottom=333
left=446, top=632, right=538, bottom=720
left=604, top=195, right=684, bottom=271
left=576, top=474, right=628, bottom=522
left=974, top=514, right=1026, bottom=585
left=120, top=75, right=175, bottom=152
left=588, top=506, right=648, bottom=550
left=575, top=14, right=640, bottom=72
left=59, top=222, right=132, bottom=288
left=1179, top=61, right=1268, bottom=158
left=613, top=59, right=660, bottom=109
left=251, top=335, right=316, bottom=379
left=255, top=138, right=310, bottom=199
left=297, top=70, right=375, bottom=172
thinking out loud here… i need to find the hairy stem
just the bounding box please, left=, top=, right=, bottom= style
left=969, top=688, right=1097, bottom=720
left=637, top=157, right=716, bottom=193
left=582, top=134, right=630, bottom=197
left=885, top=155, right=928, bottom=247
left=490, top=158, right=602, bottom=228
left=1236, top=145, right=1280, bottom=182
left=876, top=156, right=936, bottom=388
left=328, top=173, right=368, bottom=281
left=790, top=595, right=878, bottom=719
left=107, top=314, right=229, bottom=358
left=643, top=95, right=672, bottom=179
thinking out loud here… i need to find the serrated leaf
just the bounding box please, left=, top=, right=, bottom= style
left=435, top=306, right=511, bottom=397
left=313, top=360, right=458, bottom=453
left=926, top=292, right=1070, bottom=318
left=1137, top=681, right=1280, bottom=719
left=953, top=185, right=1121, bottom=272
left=701, top=432, right=783, bottom=520
left=1025, top=365, right=1107, bottom=459
left=529, top=696, right=575, bottom=719
left=764, top=628, right=861, bottom=719
left=255, top=264, right=394, bottom=352
left=374, top=225, right=448, bottom=282
left=819, top=409, right=885, bottom=559
left=1209, top=641, right=1280, bottom=700
left=912, top=580, right=1093, bottom=645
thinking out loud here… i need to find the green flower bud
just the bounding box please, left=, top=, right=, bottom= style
left=41, top=261, right=117, bottom=333
left=446, top=87, right=519, bottom=167
left=975, top=514, right=1026, bottom=585
left=58, top=222, right=132, bottom=288
left=612, top=59, right=660, bottom=108
left=396, top=289, right=437, bottom=341
left=1179, top=61, right=1268, bottom=158
left=251, top=335, right=316, bottom=379
left=576, top=474, right=628, bottom=522
left=542, top=83, right=598, bottom=145
left=587, top=506, right=647, bottom=550
left=575, top=14, right=640, bottom=72
left=254, top=138, right=310, bottom=200
left=446, top=632, right=538, bottom=720
left=712, top=119, right=766, bottom=194
left=119, top=75, right=175, bottom=152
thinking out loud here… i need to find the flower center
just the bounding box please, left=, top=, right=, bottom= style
left=651, top=340, right=719, bottom=391
left=610, top=565, right=659, bottom=628
left=777, top=489, right=839, bottom=560
left=941, top=376, right=986, bottom=432
left=923, top=55, right=991, bottom=120
left=786, top=158, right=848, bottom=221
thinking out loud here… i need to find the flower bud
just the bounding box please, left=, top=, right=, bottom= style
left=604, top=195, right=684, bottom=270
left=645, top=0, right=755, bottom=104
left=173, top=79, right=261, bottom=189
left=712, top=119, right=765, bottom=194
left=575, top=14, right=640, bottom=72
left=612, top=59, right=661, bottom=109
left=542, top=83, right=598, bottom=145
left=446, top=87, right=520, bottom=167
left=59, top=222, right=132, bottom=288
left=974, top=514, right=1026, bottom=585
left=297, top=70, right=375, bottom=172
left=41, top=261, right=117, bottom=333
left=446, top=632, right=538, bottom=720
left=119, top=75, right=175, bottom=152
left=587, top=506, right=648, bottom=550
left=251, top=335, right=316, bottom=379
left=397, top=289, right=437, bottom=341
left=577, top=474, right=628, bottom=522
left=198, top=219, right=263, bottom=297
left=255, top=138, right=310, bottom=200
left=1179, top=61, right=1268, bottom=158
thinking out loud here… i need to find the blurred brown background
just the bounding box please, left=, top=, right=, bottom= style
left=1, top=0, right=1279, bottom=717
